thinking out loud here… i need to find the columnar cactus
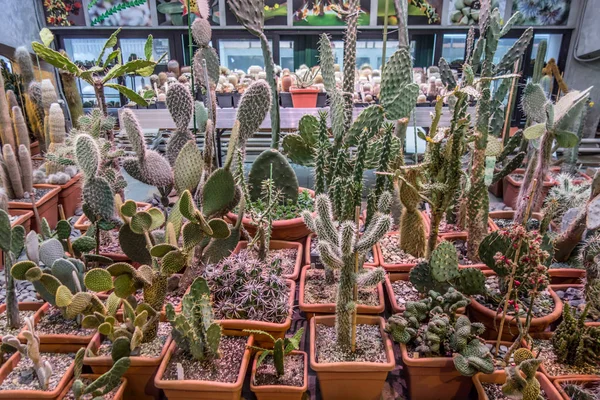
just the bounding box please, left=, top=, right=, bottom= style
left=552, top=303, right=600, bottom=367
left=166, top=277, right=222, bottom=361
left=59, top=67, right=84, bottom=128
left=0, top=143, right=33, bottom=200
left=0, top=73, right=15, bottom=150
left=2, top=317, right=53, bottom=390
left=12, top=106, right=30, bottom=149
left=15, top=47, right=35, bottom=88
left=0, top=209, right=25, bottom=329
left=303, top=193, right=391, bottom=350
left=501, top=348, right=542, bottom=400
left=41, top=79, right=58, bottom=147
left=71, top=348, right=130, bottom=399
left=46, top=103, right=67, bottom=175
left=398, top=167, right=427, bottom=258
left=25, top=82, right=46, bottom=151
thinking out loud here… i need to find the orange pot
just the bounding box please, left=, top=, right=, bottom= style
left=8, top=184, right=61, bottom=232
left=0, top=302, right=43, bottom=341
left=488, top=210, right=544, bottom=232
left=468, top=286, right=563, bottom=341
left=472, top=370, right=562, bottom=400
left=548, top=269, right=585, bottom=285
left=310, top=315, right=395, bottom=400
left=289, top=87, right=319, bottom=108
left=233, top=240, right=303, bottom=281
left=9, top=209, right=34, bottom=231
left=29, top=141, right=40, bottom=156
left=59, top=375, right=127, bottom=400
left=375, top=230, right=428, bottom=272
left=553, top=376, right=600, bottom=400
left=298, top=265, right=385, bottom=321
left=74, top=201, right=150, bottom=232
left=384, top=273, right=410, bottom=314
left=84, top=332, right=172, bottom=400
left=304, top=233, right=379, bottom=268
left=0, top=342, right=83, bottom=399
left=57, top=173, right=82, bottom=219
left=503, top=169, right=556, bottom=210
left=18, top=302, right=95, bottom=351
left=154, top=334, right=253, bottom=399
left=250, top=350, right=307, bottom=400
left=227, top=188, right=315, bottom=241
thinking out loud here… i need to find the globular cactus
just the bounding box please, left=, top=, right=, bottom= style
left=502, top=348, right=543, bottom=400
left=12, top=106, right=30, bottom=148
left=2, top=316, right=53, bottom=390
left=302, top=193, right=391, bottom=350
left=71, top=347, right=130, bottom=399
left=244, top=327, right=304, bottom=377
left=75, top=134, right=115, bottom=221
left=165, top=83, right=194, bottom=165
left=0, top=72, right=15, bottom=150
left=0, top=209, right=25, bottom=329
left=166, top=277, right=222, bottom=361
left=552, top=303, right=600, bottom=367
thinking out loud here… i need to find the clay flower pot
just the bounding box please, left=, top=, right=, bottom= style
left=0, top=302, right=43, bottom=341
left=59, top=375, right=127, bottom=400
left=468, top=285, right=563, bottom=341
left=305, top=233, right=379, bottom=268
left=384, top=273, right=410, bottom=314
left=488, top=210, right=544, bottom=232
left=298, top=265, right=385, bottom=321
left=472, top=370, right=562, bottom=400
left=502, top=168, right=556, bottom=210
left=29, top=140, right=40, bottom=156
left=548, top=268, right=586, bottom=285
left=154, top=334, right=253, bottom=400
left=553, top=376, right=600, bottom=400
left=9, top=209, right=34, bottom=231
left=0, top=342, right=82, bottom=399
left=74, top=201, right=150, bottom=233
left=57, top=173, right=82, bottom=219
left=250, top=350, right=307, bottom=400
left=232, top=240, right=303, bottom=281
left=375, top=229, right=429, bottom=272
left=8, top=184, right=61, bottom=233
left=227, top=188, right=315, bottom=241
left=310, top=315, right=395, bottom=400
left=84, top=332, right=172, bottom=400
left=289, top=87, right=319, bottom=108
left=18, top=302, right=95, bottom=352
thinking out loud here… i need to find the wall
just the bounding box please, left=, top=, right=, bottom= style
left=0, top=0, right=44, bottom=52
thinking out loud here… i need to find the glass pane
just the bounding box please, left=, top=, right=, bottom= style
left=356, top=40, right=400, bottom=70
left=494, top=38, right=518, bottom=65
left=330, top=41, right=345, bottom=70
left=63, top=38, right=110, bottom=64
left=532, top=34, right=563, bottom=63
left=280, top=40, right=294, bottom=71
left=120, top=38, right=170, bottom=63
left=219, top=39, right=273, bottom=73
left=442, top=34, right=466, bottom=65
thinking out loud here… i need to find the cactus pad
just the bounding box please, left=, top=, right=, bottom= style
left=248, top=149, right=298, bottom=203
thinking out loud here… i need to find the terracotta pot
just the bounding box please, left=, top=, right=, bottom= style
left=440, top=232, right=488, bottom=270
left=74, top=201, right=150, bottom=232
left=8, top=184, right=61, bottom=233
left=548, top=268, right=586, bottom=285
left=298, top=265, right=384, bottom=321
left=550, top=167, right=592, bottom=186
left=227, top=188, right=315, bottom=241
left=59, top=375, right=127, bottom=400
left=488, top=167, right=503, bottom=197
left=154, top=334, right=253, bottom=399
left=289, top=87, right=319, bottom=108
left=84, top=332, right=171, bottom=400
left=468, top=285, right=563, bottom=341
left=384, top=273, right=410, bottom=314
left=0, top=341, right=82, bottom=399
left=488, top=210, right=545, bottom=231
left=281, top=75, right=293, bottom=92
left=553, top=376, right=600, bottom=400
left=425, top=210, right=495, bottom=237
left=232, top=240, right=303, bottom=281
left=9, top=209, right=34, bottom=232
left=250, top=350, right=307, bottom=400
left=29, top=141, right=40, bottom=156
left=18, top=302, right=95, bottom=351
left=310, top=315, right=395, bottom=400
left=548, top=284, right=584, bottom=329
left=376, top=230, right=428, bottom=272
left=57, top=173, right=82, bottom=219
left=503, top=169, right=556, bottom=211
left=472, top=370, right=562, bottom=400
left=0, top=302, right=43, bottom=341
left=217, top=280, right=296, bottom=348
left=305, top=233, right=378, bottom=268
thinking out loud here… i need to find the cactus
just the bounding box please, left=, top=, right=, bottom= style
left=15, top=47, right=35, bottom=88
left=166, top=82, right=194, bottom=165
left=248, top=149, right=298, bottom=203
left=71, top=348, right=130, bottom=399
left=0, top=209, right=25, bottom=329
left=562, top=385, right=598, bottom=400
left=166, top=277, right=222, bottom=361
left=580, top=234, right=600, bottom=318
left=41, top=79, right=57, bottom=147
left=0, top=143, right=34, bottom=199
left=409, top=241, right=486, bottom=296
left=0, top=189, right=7, bottom=212
left=26, top=82, right=46, bottom=151
left=244, top=327, right=304, bottom=377
left=2, top=317, right=53, bottom=390
left=0, top=72, right=15, bottom=150
left=302, top=193, right=391, bottom=350
left=11, top=106, right=30, bottom=149
left=552, top=303, right=600, bottom=367
left=501, top=348, right=543, bottom=400
left=398, top=167, right=426, bottom=258
left=46, top=103, right=67, bottom=175
left=59, top=68, right=84, bottom=128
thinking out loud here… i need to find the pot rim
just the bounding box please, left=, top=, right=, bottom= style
left=60, top=375, right=127, bottom=400
left=8, top=184, right=61, bottom=209
left=18, top=302, right=95, bottom=344
left=83, top=331, right=172, bottom=367
left=249, top=350, right=308, bottom=393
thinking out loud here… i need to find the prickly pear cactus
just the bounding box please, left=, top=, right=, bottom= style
left=248, top=149, right=298, bottom=203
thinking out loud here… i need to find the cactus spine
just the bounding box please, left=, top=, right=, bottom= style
left=398, top=167, right=426, bottom=258
left=12, top=106, right=30, bottom=149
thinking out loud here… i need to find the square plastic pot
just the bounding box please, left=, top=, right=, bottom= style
left=250, top=350, right=307, bottom=400
left=472, top=370, right=561, bottom=399
left=59, top=375, right=127, bottom=400
left=233, top=240, right=303, bottom=281
left=8, top=184, right=61, bottom=233
left=57, top=173, right=82, bottom=219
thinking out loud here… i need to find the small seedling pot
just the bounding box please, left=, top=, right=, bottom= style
left=232, top=240, right=303, bottom=281
left=249, top=350, right=308, bottom=400
left=289, top=87, right=319, bottom=108
left=472, top=370, right=562, bottom=400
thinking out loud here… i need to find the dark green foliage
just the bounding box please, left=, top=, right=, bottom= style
left=552, top=303, right=600, bottom=367
left=248, top=149, right=299, bottom=203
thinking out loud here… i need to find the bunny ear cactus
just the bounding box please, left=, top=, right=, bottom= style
left=72, top=348, right=130, bottom=400
left=166, top=277, right=222, bottom=361
left=166, top=82, right=194, bottom=166
left=0, top=209, right=25, bottom=329
left=302, top=193, right=391, bottom=350
left=2, top=317, right=53, bottom=390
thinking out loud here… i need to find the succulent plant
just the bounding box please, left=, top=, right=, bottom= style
left=165, top=82, right=194, bottom=166
left=166, top=277, right=221, bottom=361
left=552, top=303, right=600, bottom=368
left=580, top=234, right=600, bottom=319
left=501, top=348, right=543, bottom=400
left=0, top=209, right=25, bottom=329
left=245, top=327, right=304, bottom=378
left=71, top=347, right=130, bottom=399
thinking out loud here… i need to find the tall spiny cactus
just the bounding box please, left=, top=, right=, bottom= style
left=314, top=111, right=330, bottom=195
left=0, top=72, right=15, bottom=150
left=15, top=47, right=35, bottom=89
left=0, top=209, right=25, bottom=329
left=166, top=82, right=194, bottom=165
left=552, top=303, right=600, bottom=368
left=41, top=79, right=57, bottom=148
left=26, top=82, right=45, bottom=151
left=340, top=0, right=359, bottom=132
left=580, top=234, right=600, bottom=319
left=466, top=4, right=533, bottom=260
left=0, top=143, right=33, bottom=200
left=59, top=67, right=84, bottom=129
left=46, top=103, right=66, bottom=175
left=302, top=193, right=391, bottom=350
left=398, top=167, right=426, bottom=258
left=12, top=106, right=30, bottom=148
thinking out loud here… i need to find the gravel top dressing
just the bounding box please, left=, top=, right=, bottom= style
left=303, top=268, right=379, bottom=306
left=391, top=279, right=420, bottom=306
left=0, top=310, right=35, bottom=337
left=379, top=235, right=424, bottom=265
left=63, top=378, right=122, bottom=399
left=99, top=230, right=124, bottom=255
left=37, top=306, right=94, bottom=336
left=450, top=239, right=476, bottom=265
left=164, top=336, right=247, bottom=383
left=555, top=286, right=599, bottom=322
left=0, top=352, right=74, bottom=392
left=10, top=188, right=51, bottom=203
left=533, top=338, right=600, bottom=377
left=482, top=383, right=548, bottom=400
left=253, top=353, right=304, bottom=387
left=97, top=322, right=170, bottom=358
left=238, top=247, right=298, bottom=277
left=315, top=324, right=387, bottom=364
